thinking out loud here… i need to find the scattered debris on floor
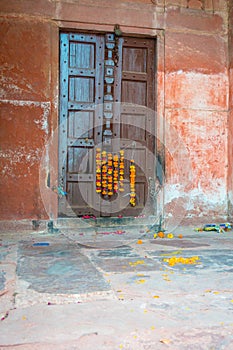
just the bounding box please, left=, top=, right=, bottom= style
left=160, top=338, right=171, bottom=345
left=51, top=185, right=68, bottom=197
left=136, top=279, right=146, bottom=284
left=47, top=221, right=60, bottom=233
left=1, top=311, right=9, bottom=321
left=129, top=260, right=145, bottom=267
left=195, top=223, right=232, bottom=233
left=82, top=215, right=96, bottom=219
left=153, top=232, right=174, bottom=239
left=32, top=242, right=50, bottom=247
left=157, top=231, right=165, bottom=238
left=163, top=255, right=200, bottom=267
left=137, top=239, right=143, bottom=244
left=97, top=230, right=125, bottom=235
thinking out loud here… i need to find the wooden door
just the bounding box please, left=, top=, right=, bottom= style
left=59, top=33, right=156, bottom=217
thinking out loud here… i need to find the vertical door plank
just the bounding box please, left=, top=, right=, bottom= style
left=119, top=36, right=156, bottom=216
left=59, top=33, right=104, bottom=217
left=59, top=33, right=69, bottom=215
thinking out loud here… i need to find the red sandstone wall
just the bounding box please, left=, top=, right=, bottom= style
left=0, top=15, right=58, bottom=220
left=164, top=1, right=229, bottom=224
left=228, top=0, right=233, bottom=220
left=0, top=0, right=231, bottom=223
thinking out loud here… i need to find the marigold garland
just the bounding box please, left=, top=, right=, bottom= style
left=95, top=148, right=102, bottom=193
left=107, top=153, right=113, bottom=196
left=113, top=154, right=119, bottom=193
left=101, top=150, right=107, bottom=196
left=95, top=148, right=137, bottom=206
left=119, top=150, right=124, bottom=192
left=129, top=159, right=136, bottom=206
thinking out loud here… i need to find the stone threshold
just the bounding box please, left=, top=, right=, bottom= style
left=0, top=216, right=162, bottom=233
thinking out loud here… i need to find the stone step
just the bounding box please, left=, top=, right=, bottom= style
left=55, top=216, right=160, bottom=229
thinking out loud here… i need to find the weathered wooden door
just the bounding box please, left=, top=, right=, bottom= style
left=59, top=32, right=156, bottom=217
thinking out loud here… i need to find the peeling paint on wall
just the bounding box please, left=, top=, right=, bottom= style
left=34, top=102, right=50, bottom=134
left=164, top=182, right=228, bottom=230
left=165, top=72, right=228, bottom=110
left=0, top=73, right=34, bottom=97
left=0, top=97, right=51, bottom=219
left=0, top=147, right=42, bottom=177
left=1, top=99, right=50, bottom=134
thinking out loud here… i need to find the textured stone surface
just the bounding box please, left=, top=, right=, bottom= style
left=228, top=0, right=233, bottom=220
left=166, top=110, right=228, bottom=184
left=0, top=18, right=51, bottom=100
left=0, top=228, right=233, bottom=349
left=89, top=246, right=161, bottom=272
left=149, top=239, right=209, bottom=248
left=0, top=102, right=49, bottom=219
left=91, top=256, right=161, bottom=272
left=17, top=242, right=110, bottom=294
left=165, top=31, right=227, bottom=74
left=0, top=16, right=56, bottom=220
left=0, top=245, right=9, bottom=262
left=165, top=108, right=228, bottom=222
left=148, top=248, right=233, bottom=273
left=166, top=8, right=225, bottom=33
left=0, top=271, right=6, bottom=291
left=165, top=73, right=228, bottom=109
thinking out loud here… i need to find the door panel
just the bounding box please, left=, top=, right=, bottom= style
left=119, top=37, right=156, bottom=216
left=122, top=47, right=147, bottom=72
left=59, top=33, right=104, bottom=217
left=68, top=111, right=94, bottom=139
left=59, top=33, right=156, bottom=217
left=121, top=81, right=147, bottom=105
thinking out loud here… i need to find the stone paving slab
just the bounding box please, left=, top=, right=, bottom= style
left=89, top=246, right=161, bottom=272
left=150, top=239, right=210, bottom=248
left=0, top=246, right=9, bottom=261
left=147, top=249, right=233, bottom=273
left=91, top=257, right=161, bottom=272
left=0, top=299, right=233, bottom=349
left=17, top=241, right=110, bottom=294
left=0, top=227, right=233, bottom=349
left=0, top=246, right=7, bottom=291
left=95, top=246, right=138, bottom=258
left=0, top=271, right=6, bottom=291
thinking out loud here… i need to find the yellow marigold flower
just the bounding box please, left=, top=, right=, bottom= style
left=158, top=231, right=165, bottom=238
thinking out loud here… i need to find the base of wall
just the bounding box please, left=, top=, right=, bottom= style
left=0, top=214, right=231, bottom=235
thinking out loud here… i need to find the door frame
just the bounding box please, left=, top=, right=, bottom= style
left=46, top=25, right=165, bottom=222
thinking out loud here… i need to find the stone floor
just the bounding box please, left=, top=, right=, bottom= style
left=0, top=223, right=233, bottom=349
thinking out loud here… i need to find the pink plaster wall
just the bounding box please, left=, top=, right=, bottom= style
left=164, top=2, right=229, bottom=223
left=228, top=0, right=233, bottom=220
